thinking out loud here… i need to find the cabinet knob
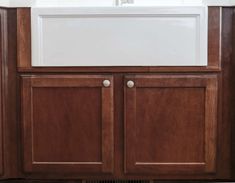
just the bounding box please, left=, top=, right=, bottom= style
left=103, top=80, right=111, bottom=87
left=127, top=80, right=135, bottom=88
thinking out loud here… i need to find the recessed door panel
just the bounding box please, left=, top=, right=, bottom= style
left=21, top=75, right=114, bottom=174
left=124, top=75, right=218, bottom=175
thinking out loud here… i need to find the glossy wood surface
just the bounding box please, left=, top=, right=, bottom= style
left=124, top=75, right=218, bottom=175
left=21, top=75, right=114, bottom=174
left=207, top=7, right=222, bottom=69
left=0, top=6, right=234, bottom=182
left=231, top=7, right=235, bottom=179
left=0, top=8, right=5, bottom=176
left=220, top=7, right=235, bottom=179
left=17, top=8, right=31, bottom=68
left=0, top=8, right=21, bottom=179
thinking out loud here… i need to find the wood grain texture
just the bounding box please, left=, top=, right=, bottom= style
left=0, top=8, right=21, bottom=179
left=0, top=6, right=234, bottom=182
left=0, top=8, right=6, bottom=177
left=124, top=75, right=218, bottom=175
left=17, top=8, right=31, bottom=68
left=16, top=8, right=221, bottom=73
left=208, top=7, right=222, bottom=69
left=21, top=75, right=114, bottom=174
left=18, top=74, right=222, bottom=180
left=218, top=7, right=235, bottom=179
left=5, top=9, right=21, bottom=179
left=232, top=7, right=235, bottom=179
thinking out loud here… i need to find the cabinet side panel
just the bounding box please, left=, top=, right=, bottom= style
left=216, top=7, right=234, bottom=179
left=229, top=8, right=235, bottom=180
left=0, top=8, right=5, bottom=176
left=0, top=8, right=19, bottom=179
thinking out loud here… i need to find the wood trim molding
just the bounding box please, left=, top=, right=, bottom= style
left=0, top=8, right=7, bottom=177
left=17, top=8, right=31, bottom=68
left=207, top=7, right=222, bottom=69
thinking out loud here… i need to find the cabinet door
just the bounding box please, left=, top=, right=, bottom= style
left=21, top=75, right=114, bottom=174
left=124, top=75, right=218, bottom=175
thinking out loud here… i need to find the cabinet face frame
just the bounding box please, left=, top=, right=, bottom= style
left=21, top=75, right=114, bottom=174
left=124, top=75, right=218, bottom=175
left=17, top=7, right=221, bottom=73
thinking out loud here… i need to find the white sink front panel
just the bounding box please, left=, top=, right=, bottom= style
left=31, top=7, right=208, bottom=66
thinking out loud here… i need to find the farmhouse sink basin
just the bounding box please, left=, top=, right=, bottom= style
left=31, top=5, right=208, bottom=67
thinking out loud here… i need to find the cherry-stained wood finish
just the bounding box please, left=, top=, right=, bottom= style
left=21, top=75, right=114, bottom=174
left=232, top=7, right=235, bottom=179
left=0, top=8, right=6, bottom=176
left=124, top=75, right=218, bottom=175
left=0, top=6, right=232, bottom=182
left=207, top=7, right=222, bottom=69
left=16, top=8, right=221, bottom=73
left=220, top=7, right=235, bottom=179
left=0, top=8, right=20, bottom=179
left=17, top=8, right=31, bottom=68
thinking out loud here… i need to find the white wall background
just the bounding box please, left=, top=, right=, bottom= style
left=32, top=0, right=235, bottom=7
left=1, top=0, right=235, bottom=8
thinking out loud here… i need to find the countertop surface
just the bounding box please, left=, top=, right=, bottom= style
left=0, top=0, right=235, bottom=8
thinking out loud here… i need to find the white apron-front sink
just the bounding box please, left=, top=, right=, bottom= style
left=31, top=6, right=208, bottom=66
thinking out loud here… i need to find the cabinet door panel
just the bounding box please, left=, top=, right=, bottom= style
left=124, top=75, right=218, bottom=175
left=21, top=75, right=114, bottom=174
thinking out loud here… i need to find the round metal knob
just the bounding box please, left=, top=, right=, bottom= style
left=103, top=80, right=111, bottom=87
left=127, top=80, right=135, bottom=88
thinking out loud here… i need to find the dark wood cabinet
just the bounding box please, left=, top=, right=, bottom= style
left=0, top=8, right=19, bottom=179
left=0, top=9, right=4, bottom=176
left=21, top=75, right=114, bottom=174
left=124, top=75, right=218, bottom=175
left=0, top=6, right=233, bottom=182
left=20, top=74, right=219, bottom=178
